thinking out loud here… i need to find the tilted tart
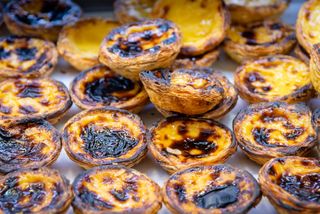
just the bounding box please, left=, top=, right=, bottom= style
left=72, top=165, right=162, bottom=214
left=0, top=36, right=58, bottom=80
left=99, top=18, right=181, bottom=81
left=172, top=48, right=220, bottom=69
left=294, top=45, right=310, bottom=65
left=149, top=117, right=236, bottom=173
left=152, top=0, right=229, bottom=56
left=70, top=65, right=149, bottom=112
left=57, top=18, right=119, bottom=71
left=0, top=78, right=72, bottom=124
left=140, top=68, right=238, bottom=118
left=163, top=165, right=261, bottom=214
left=297, top=0, right=320, bottom=54
left=0, top=167, right=73, bottom=213
left=0, top=119, right=61, bottom=174
left=3, top=0, right=82, bottom=42
left=62, top=107, right=147, bottom=169
left=225, top=0, right=290, bottom=24
left=234, top=55, right=315, bottom=103
left=224, top=21, right=296, bottom=64
left=114, top=0, right=155, bottom=24
left=259, top=156, right=320, bottom=214
left=310, top=43, right=320, bottom=93
left=233, top=102, right=317, bottom=165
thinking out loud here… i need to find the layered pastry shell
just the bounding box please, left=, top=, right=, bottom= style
left=57, top=18, right=119, bottom=71
left=233, top=102, right=317, bottom=165
left=152, top=0, right=230, bottom=56
left=259, top=156, right=320, bottom=214
left=72, top=165, right=162, bottom=214
left=309, top=43, right=320, bottom=93
left=62, top=107, right=147, bottom=169
left=294, top=45, right=310, bottom=65
left=149, top=116, right=236, bottom=173
left=99, top=18, right=181, bottom=81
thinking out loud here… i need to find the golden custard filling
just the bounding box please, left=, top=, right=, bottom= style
left=238, top=56, right=310, bottom=98
left=153, top=0, right=225, bottom=48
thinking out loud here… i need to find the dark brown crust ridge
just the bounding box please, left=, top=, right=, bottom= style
left=294, top=45, right=310, bottom=65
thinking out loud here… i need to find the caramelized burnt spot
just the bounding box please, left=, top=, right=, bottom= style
left=278, top=173, right=320, bottom=203
left=16, top=81, right=42, bottom=98
left=15, top=47, right=37, bottom=61
left=244, top=72, right=270, bottom=93
left=81, top=125, right=138, bottom=158
left=107, top=19, right=178, bottom=57
left=78, top=187, right=114, bottom=209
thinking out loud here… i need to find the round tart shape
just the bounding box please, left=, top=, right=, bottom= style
left=234, top=55, right=315, bottom=103
left=70, top=65, right=149, bottom=112
left=99, top=18, right=181, bottom=81
left=224, top=21, right=296, bottom=64
left=233, top=102, right=317, bottom=165
left=0, top=78, right=72, bottom=124
left=0, top=36, right=58, bottom=80
left=297, top=0, right=320, bottom=54
left=310, top=43, right=320, bottom=93
left=163, top=164, right=261, bottom=214
left=294, top=45, right=310, bottom=65
left=114, top=0, right=155, bottom=24
left=0, top=119, right=61, bottom=174
left=225, top=0, right=290, bottom=24
left=153, top=0, right=229, bottom=56
left=172, top=48, right=220, bottom=69
left=140, top=68, right=238, bottom=118
left=149, top=117, right=236, bottom=173
left=4, top=0, right=82, bottom=42
left=62, top=107, right=147, bottom=169
left=259, top=156, right=320, bottom=213
left=72, top=165, right=162, bottom=214
left=0, top=167, right=73, bottom=213
left=57, top=18, right=119, bottom=71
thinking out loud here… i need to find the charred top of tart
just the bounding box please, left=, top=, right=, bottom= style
left=114, top=0, right=155, bottom=23
left=0, top=167, right=72, bottom=213
left=150, top=117, right=235, bottom=171
left=0, top=78, right=72, bottom=123
left=259, top=156, right=320, bottom=209
left=73, top=165, right=162, bottom=213
left=0, top=36, right=57, bottom=78
left=62, top=107, right=147, bottom=168
left=235, top=55, right=314, bottom=103
left=102, top=18, right=180, bottom=58
left=0, top=119, right=61, bottom=174
left=71, top=65, right=144, bottom=108
left=226, top=21, right=295, bottom=47
left=234, top=102, right=317, bottom=159
left=164, top=164, right=261, bottom=213
left=4, top=0, right=81, bottom=28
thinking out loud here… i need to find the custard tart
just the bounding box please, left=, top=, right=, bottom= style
left=224, top=21, right=296, bottom=64
left=140, top=68, right=238, bottom=118
left=0, top=78, right=72, bottom=124
left=114, top=0, right=155, bottom=24
left=297, top=0, right=320, bottom=54
left=62, top=107, right=147, bottom=169
left=57, top=18, right=119, bottom=71
left=153, top=0, right=229, bottom=56
left=234, top=55, right=315, bottom=103
left=225, top=0, right=290, bottom=24
left=259, top=156, right=320, bottom=214
left=72, top=165, right=162, bottom=214
left=172, top=48, right=220, bottom=69
left=70, top=65, right=148, bottom=112
left=0, top=167, right=73, bottom=213
left=4, top=0, right=82, bottom=42
left=163, top=164, right=261, bottom=214
left=0, top=119, right=61, bottom=174
left=294, top=45, right=310, bottom=65
left=149, top=117, right=236, bottom=173
left=233, top=102, right=317, bottom=165
left=99, top=18, right=181, bottom=81
left=0, top=36, right=58, bottom=80
left=310, top=43, right=320, bottom=93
